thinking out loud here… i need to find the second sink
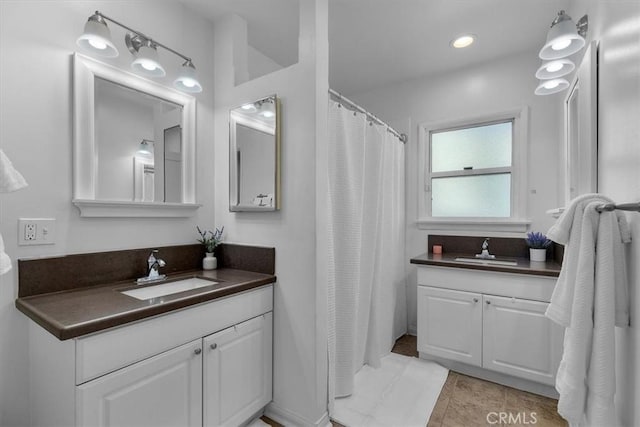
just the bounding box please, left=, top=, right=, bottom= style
left=121, top=277, right=218, bottom=300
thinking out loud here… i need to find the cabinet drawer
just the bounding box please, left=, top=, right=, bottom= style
left=76, top=284, right=273, bottom=384
left=417, top=266, right=556, bottom=302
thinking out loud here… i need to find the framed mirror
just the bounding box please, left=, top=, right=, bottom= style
left=229, top=95, right=281, bottom=211
left=72, top=53, right=200, bottom=217
left=564, top=41, right=598, bottom=205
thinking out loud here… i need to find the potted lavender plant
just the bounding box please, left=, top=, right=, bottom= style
left=197, top=226, right=224, bottom=270
left=525, top=231, right=551, bottom=262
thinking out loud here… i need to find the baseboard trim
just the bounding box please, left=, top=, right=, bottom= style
left=408, top=324, right=417, bottom=336
left=265, top=402, right=330, bottom=427
left=418, top=352, right=559, bottom=398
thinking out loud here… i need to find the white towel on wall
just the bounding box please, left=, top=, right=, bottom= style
left=0, top=149, right=28, bottom=193
left=0, top=233, right=12, bottom=275
left=546, top=196, right=631, bottom=426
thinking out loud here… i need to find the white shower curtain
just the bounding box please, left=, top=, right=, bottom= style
left=327, top=99, right=406, bottom=407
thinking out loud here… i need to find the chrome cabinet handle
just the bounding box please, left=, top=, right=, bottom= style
left=210, top=343, right=217, bottom=350
left=473, top=298, right=479, bottom=303
left=194, top=348, right=202, bottom=355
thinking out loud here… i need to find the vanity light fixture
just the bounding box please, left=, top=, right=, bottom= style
left=136, top=139, right=154, bottom=157
left=534, top=78, right=570, bottom=95
left=127, top=35, right=166, bottom=77
left=450, top=34, right=475, bottom=49
left=539, top=10, right=588, bottom=60
left=76, top=11, right=202, bottom=93
left=535, top=58, right=575, bottom=79
left=534, top=11, right=587, bottom=95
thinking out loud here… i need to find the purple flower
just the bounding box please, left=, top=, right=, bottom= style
left=525, top=231, right=551, bottom=249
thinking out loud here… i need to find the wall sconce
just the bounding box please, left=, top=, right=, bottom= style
left=136, top=139, right=154, bottom=157
left=76, top=11, right=203, bottom=93
left=535, top=10, right=588, bottom=95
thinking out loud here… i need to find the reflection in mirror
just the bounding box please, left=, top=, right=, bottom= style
left=73, top=53, right=198, bottom=217
left=230, top=95, right=281, bottom=211
left=95, top=77, right=182, bottom=203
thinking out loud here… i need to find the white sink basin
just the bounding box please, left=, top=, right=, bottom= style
left=454, top=257, right=518, bottom=267
left=121, top=277, right=218, bottom=300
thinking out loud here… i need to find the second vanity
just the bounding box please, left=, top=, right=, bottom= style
left=16, top=243, right=276, bottom=427
left=411, top=236, right=563, bottom=397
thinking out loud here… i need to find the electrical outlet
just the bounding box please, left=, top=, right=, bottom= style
left=18, top=218, right=56, bottom=246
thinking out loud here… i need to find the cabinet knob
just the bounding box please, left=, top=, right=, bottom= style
left=210, top=343, right=217, bottom=350
left=194, top=348, right=202, bottom=355
left=486, top=300, right=491, bottom=305
left=473, top=298, right=479, bottom=303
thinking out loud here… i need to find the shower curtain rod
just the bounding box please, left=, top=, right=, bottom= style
left=329, top=88, right=408, bottom=143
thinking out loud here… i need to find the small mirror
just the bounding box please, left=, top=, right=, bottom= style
left=73, top=53, right=199, bottom=217
left=229, top=95, right=281, bottom=211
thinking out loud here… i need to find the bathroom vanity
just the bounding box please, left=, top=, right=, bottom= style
left=411, top=237, right=563, bottom=397
left=16, top=244, right=276, bottom=427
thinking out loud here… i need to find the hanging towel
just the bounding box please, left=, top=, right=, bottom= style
left=0, top=232, right=12, bottom=275
left=546, top=196, right=631, bottom=426
left=0, top=149, right=28, bottom=193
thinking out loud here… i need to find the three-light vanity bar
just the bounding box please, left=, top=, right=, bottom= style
left=76, top=11, right=203, bottom=93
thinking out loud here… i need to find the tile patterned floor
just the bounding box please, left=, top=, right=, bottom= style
left=264, top=335, right=567, bottom=427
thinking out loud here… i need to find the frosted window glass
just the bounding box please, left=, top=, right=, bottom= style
left=431, top=122, right=512, bottom=172
left=432, top=174, right=511, bottom=217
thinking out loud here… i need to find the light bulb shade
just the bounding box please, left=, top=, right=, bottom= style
left=535, top=59, right=575, bottom=79
left=136, top=140, right=153, bottom=156
left=535, top=78, right=570, bottom=95
left=131, top=44, right=166, bottom=77
left=539, top=16, right=585, bottom=60
left=174, top=62, right=202, bottom=93
left=76, top=15, right=119, bottom=58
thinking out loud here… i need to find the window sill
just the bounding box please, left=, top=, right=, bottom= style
left=416, top=218, right=531, bottom=233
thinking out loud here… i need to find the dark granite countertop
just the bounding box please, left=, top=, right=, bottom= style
left=410, top=252, right=561, bottom=277
left=16, top=268, right=276, bottom=340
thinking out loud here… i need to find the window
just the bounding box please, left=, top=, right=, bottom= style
left=418, top=109, right=529, bottom=232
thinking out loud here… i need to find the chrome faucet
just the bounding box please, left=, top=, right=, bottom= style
left=137, top=250, right=167, bottom=284
left=475, top=238, right=496, bottom=259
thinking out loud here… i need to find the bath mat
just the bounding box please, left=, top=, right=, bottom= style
left=333, top=353, right=448, bottom=427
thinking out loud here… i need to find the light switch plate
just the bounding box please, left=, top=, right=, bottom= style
left=18, top=218, right=56, bottom=246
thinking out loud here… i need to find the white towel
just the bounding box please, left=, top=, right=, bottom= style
left=547, top=197, right=631, bottom=426
left=0, top=232, right=11, bottom=275
left=545, top=194, right=628, bottom=326
left=0, top=149, right=28, bottom=193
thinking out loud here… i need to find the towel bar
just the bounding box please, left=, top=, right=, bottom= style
left=596, top=202, right=640, bottom=213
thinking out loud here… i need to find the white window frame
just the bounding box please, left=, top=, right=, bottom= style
left=417, top=107, right=530, bottom=233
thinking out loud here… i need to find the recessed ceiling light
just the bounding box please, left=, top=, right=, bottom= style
left=451, top=34, right=475, bottom=49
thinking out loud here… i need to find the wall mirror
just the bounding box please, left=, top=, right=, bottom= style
left=564, top=41, right=598, bottom=205
left=229, top=95, right=281, bottom=211
left=73, top=53, right=199, bottom=217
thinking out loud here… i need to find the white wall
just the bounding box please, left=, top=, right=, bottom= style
left=213, top=1, right=329, bottom=425
left=567, top=1, right=640, bottom=425
left=0, top=1, right=215, bottom=425
left=349, top=51, right=563, bottom=334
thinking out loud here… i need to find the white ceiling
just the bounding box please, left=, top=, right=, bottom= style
left=179, top=0, right=571, bottom=95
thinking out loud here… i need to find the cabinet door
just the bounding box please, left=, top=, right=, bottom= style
left=203, top=312, right=273, bottom=427
left=417, top=286, right=482, bottom=366
left=77, top=339, right=202, bottom=427
left=482, top=295, right=563, bottom=385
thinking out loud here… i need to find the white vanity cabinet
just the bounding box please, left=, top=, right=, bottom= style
left=77, top=339, right=204, bottom=427
left=417, top=286, right=482, bottom=367
left=416, top=266, right=562, bottom=393
left=28, top=284, right=273, bottom=427
left=204, top=314, right=273, bottom=426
